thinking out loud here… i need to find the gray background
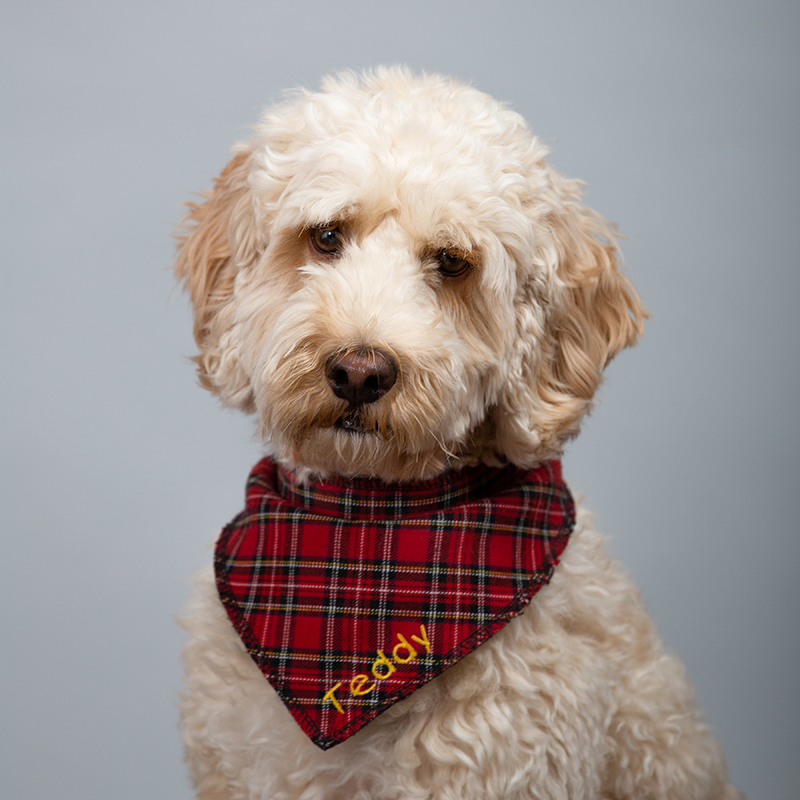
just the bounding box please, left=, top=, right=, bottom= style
left=2, top=1, right=798, bottom=798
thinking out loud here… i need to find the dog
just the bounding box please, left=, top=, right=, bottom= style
left=175, top=67, right=740, bottom=800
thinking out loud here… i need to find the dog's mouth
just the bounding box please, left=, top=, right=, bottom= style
left=294, top=403, right=381, bottom=438
left=335, top=412, right=367, bottom=434
left=332, top=408, right=389, bottom=437
left=333, top=414, right=366, bottom=433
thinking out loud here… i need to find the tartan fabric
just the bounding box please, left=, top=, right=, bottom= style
left=215, top=457, right=575, bottom=750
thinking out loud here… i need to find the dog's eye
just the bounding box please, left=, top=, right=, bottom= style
left=436, top=250, right=471, bottom=277
left=309, top=225, right=344, bottom=255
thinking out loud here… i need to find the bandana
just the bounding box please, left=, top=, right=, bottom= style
left=215, top=457, right=574, bottom=750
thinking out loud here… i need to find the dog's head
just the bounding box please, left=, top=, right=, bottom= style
left=175, top=68, right=645, bottom=481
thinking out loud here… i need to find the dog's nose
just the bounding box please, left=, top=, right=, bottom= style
left=326, top=348, right=398, bottom=407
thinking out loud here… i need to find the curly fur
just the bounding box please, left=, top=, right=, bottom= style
left=175, top=67, right=740, bottom=799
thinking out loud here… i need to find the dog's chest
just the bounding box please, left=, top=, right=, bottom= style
left=182, top=518, right=623, bottom=799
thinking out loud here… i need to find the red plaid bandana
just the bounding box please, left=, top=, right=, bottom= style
left=215, top=457, right=574, bottom=750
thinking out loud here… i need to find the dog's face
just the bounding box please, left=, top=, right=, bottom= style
left=176, top=69, right=644, bottom=481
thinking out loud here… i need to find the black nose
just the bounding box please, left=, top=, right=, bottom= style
left=326, top=348, right=398, bottom=407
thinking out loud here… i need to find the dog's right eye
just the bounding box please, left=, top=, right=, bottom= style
left=309, top=225, right=344, bottom=256
left=435, top=250, right=472, bottom=278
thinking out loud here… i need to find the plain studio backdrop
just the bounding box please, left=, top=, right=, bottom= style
left=2, top=1, right=798, bottom=798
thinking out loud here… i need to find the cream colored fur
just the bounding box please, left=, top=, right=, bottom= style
left=175, top=67, right=740, bottom=799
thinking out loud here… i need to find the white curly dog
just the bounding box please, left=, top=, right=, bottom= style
left=175, top=67, right=740, bottom=800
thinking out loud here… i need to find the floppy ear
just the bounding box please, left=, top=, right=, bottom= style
left=494, top=175, right=647, bottom=466
left=174, top=148, right=259, bottom=409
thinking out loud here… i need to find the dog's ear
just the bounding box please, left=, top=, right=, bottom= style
left=174, top=149, right=259, bottom=409
left=493, top=175, right=647, bottom=466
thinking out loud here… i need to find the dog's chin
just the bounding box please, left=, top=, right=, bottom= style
left=270, top=419, right=453, bottom=483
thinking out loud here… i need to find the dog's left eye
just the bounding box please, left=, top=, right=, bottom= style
left=309, top=225, right=344, bottom=255
left=436, top=250, right=471, bottom=277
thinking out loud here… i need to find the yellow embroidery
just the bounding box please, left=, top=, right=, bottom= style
left=392, top=633, right=417, bottom=663
left=411, top=624, right=431, bottom=654
left=350, top=674, right=375, bottom=696
left=371, top=650, right=396, bottom=680
left=322, top=682, right=344, bottom=714
left=325, top=624, right=431, bottom=714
